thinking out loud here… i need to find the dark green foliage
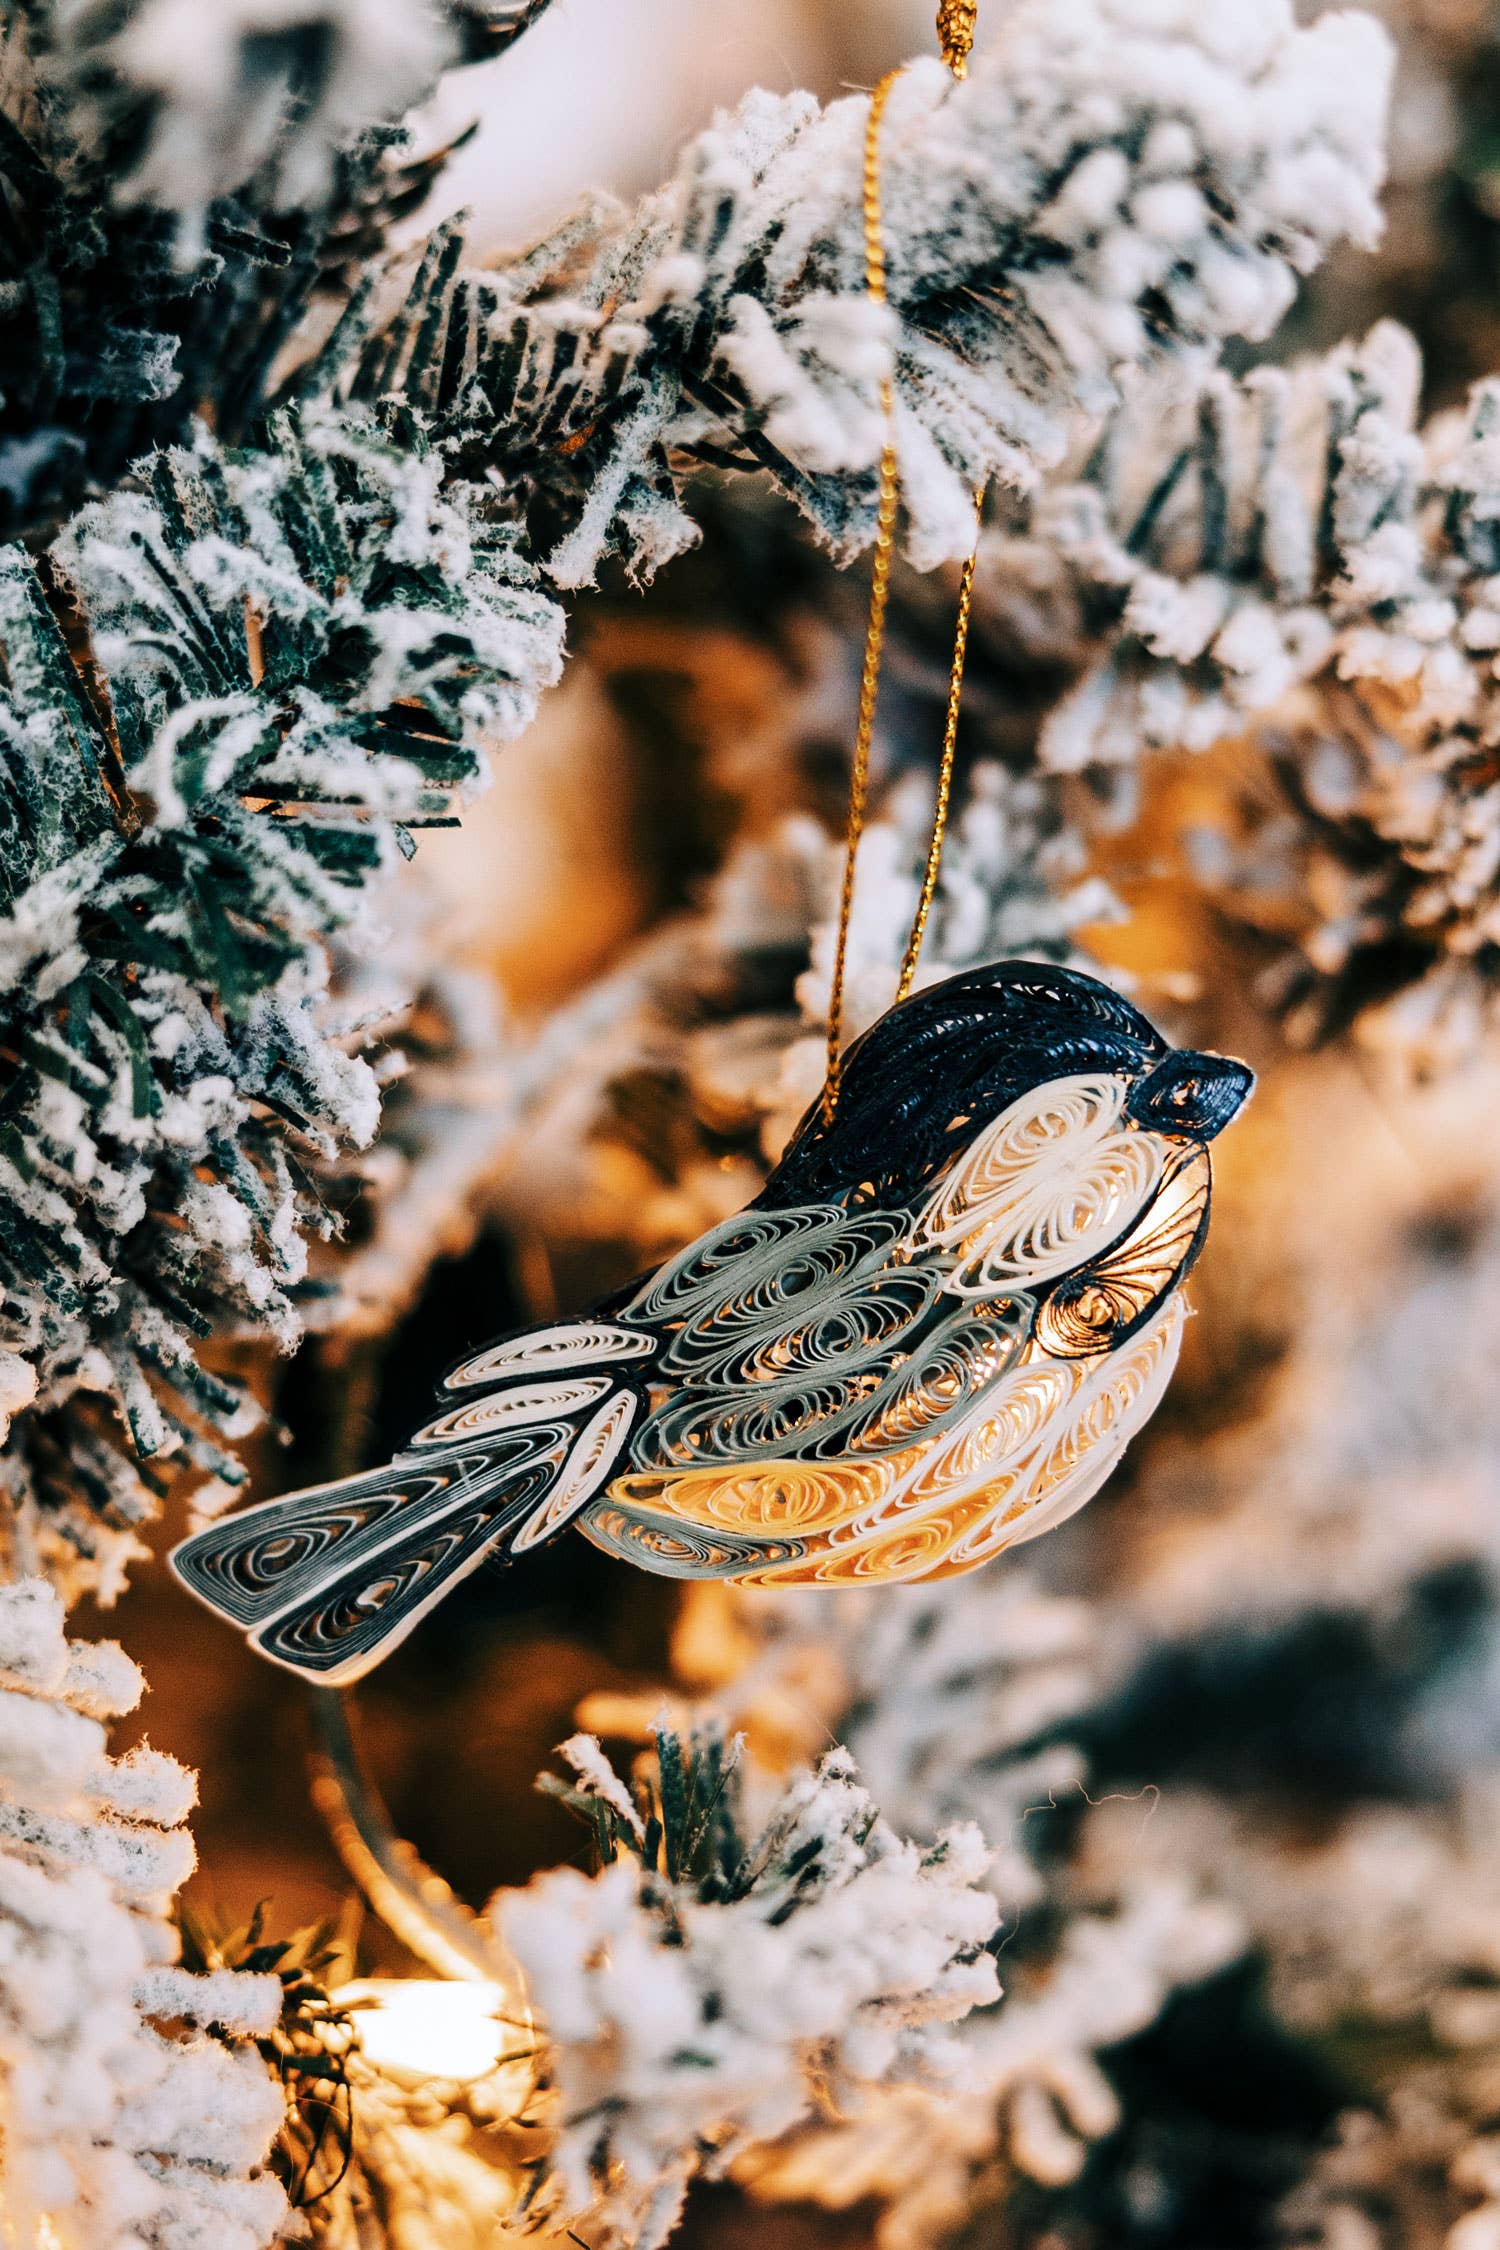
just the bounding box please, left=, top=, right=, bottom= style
left=541, top=1721, right=900, bottom=1917
left=1, top=8, right=321, bottom=536
left=0, top=0, right=580, bottom=1591
left=0, top=400, right=562, bottom=1585
left=540, top=1721, right=754, bottom=1901
left=0, top=2, right=556, bottom=541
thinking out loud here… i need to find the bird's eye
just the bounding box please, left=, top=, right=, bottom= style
left=1170, top=1078, right=1199, bottom=1108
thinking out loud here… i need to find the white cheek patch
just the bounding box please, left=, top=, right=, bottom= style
left=911, top=1073, right=1167, bottom=1296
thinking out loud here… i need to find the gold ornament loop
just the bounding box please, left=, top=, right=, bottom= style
left=936, top=0, right=978, bottom=77
left=822, top=68, right=903, bottom=1128
left=823, top=18, right=986, bottom=1124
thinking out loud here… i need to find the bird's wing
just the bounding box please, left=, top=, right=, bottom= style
left=623, top=1203, right=903, bottom=1329
left=170, top=1321, right=651, bottom=1684
left=624, top=1199, right=999, bottom=1470
left=633, top=1293, right=1030, bottom=1471
left=438, top=1318, right=655, bottom=1394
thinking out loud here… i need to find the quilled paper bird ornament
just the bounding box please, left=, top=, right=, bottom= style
left=173, top=41, right=1252, bottom=1685
left=172, top=960, right=1253, bottom=1683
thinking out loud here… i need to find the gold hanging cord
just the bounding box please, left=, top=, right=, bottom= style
left=822, top=2, right=984, bottom=1124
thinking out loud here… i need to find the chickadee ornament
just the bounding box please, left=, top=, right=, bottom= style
left=172, top=961, right=1252, bottom=1683
left=175, top=35, right=1256, bottom=1686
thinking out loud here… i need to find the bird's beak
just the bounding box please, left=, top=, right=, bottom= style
left=1184, top=1051, right=1256, bottom=1139
left=1126, top=1050, right=1255, bottom=1141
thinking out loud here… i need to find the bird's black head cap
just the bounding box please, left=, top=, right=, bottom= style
left=761, top=959, right=1187, bottom=1211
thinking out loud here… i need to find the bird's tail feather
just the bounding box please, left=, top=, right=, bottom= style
left=171, top=1383, right=637, bottom=1684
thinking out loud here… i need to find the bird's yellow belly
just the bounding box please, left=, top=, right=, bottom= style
left=600, top=1438, right=1028, bottom=1585
left=590, top=1297, right=1186, bottom=1587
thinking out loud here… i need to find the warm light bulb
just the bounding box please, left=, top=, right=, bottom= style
left=337, top=1977, right=521, bottom=2085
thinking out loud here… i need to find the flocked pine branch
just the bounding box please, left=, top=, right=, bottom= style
left=737, top=1874, right=1242, bottom=2250
left=0, top=0, right=550, bottom=538
left=30, top=0, right=555, bottom=212
left=334, top=0, right=1392, bottom=588
left=985, top=321, right=1434, bottom=773
left=977, top=317, right=1500, bottom=1064
left=667, top=1577, right=1243, bottom=2243
left=581, top=1574, right=1243, bottom=2250
left=0, top=1575, right=287, bottom=2246
left=0, top=401, right=562, bottom=1596
left=0, top=8, right=372, bottom=535
left=496, top=1721, right=1000, bottom=2250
